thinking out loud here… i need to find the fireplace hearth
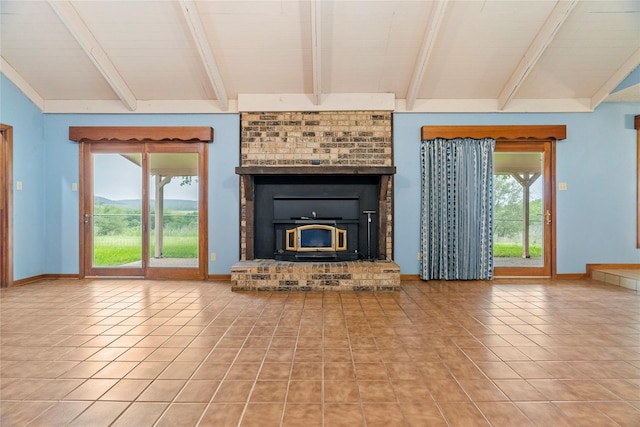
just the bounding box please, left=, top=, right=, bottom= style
left=231, top=259, right=400, bottom=291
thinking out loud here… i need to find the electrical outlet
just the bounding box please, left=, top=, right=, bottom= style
left=210, top=252, right=216, bottom=261
left=559, top=182, right=567, bottom=191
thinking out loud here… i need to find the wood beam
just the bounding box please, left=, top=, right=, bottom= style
left=378, top=175, right=390, bottom=260
left=0, top=58, right=45, bottom=110
left=238, top=93, right=394, bottom=112
left=405, top=0, right=449, bottom=111
left=43, top=99, right=238, bottom=114
left=591, top=48, right=640, bottom=110
left=48, top=0, right=137, bottom=111
left=497, top=0, right=579, bottom=110
left=311, top=0, right=322, bottom=105
left=178, top=0, right=229, bottom=111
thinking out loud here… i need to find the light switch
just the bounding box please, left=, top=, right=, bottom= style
left=210, top=252, right=216, bottom=261
left=72, top=183, right=78, bottom=192
left=16, top=181, right=23, bottom=191
left=559, top=182, right=567, bottom=191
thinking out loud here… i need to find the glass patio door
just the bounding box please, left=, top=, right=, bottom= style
left=493, top=141, right=553, bottom=277
left=89, top=148, right=144, bottom=275
left=82, top=142, right=206, bottom=279
left=146, top=150, right=201, bottom=276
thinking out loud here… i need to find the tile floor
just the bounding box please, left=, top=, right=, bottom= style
left=1, top=278, right=639, bottom=426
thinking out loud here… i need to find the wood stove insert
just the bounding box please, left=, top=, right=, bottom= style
left=236, top=166, right=395, bottom=261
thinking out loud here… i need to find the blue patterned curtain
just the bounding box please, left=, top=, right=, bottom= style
left=420, top=137, right=495, bottom=280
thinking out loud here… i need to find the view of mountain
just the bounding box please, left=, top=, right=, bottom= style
left=95, top=196, right=197, bottom=211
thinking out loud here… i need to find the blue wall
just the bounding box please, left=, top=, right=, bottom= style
left=613, top=66, right=640, bottom=92
left=2, top=73, right=639, bottom=278
left=3, top=74, right=240, bottom=278
left=1, top=74, right=47, bottom=280
left=394, top=104, right=640, bottom=274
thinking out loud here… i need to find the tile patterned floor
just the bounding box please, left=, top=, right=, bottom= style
left=1, top=278, right=639, bottom=426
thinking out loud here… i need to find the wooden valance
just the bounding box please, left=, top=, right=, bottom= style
left=421, top=125, right=566, bottom=141
left=69, top=126, right=214, bottom=143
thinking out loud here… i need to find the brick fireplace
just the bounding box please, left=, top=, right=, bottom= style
left=231, top=111, right=400, bottom=291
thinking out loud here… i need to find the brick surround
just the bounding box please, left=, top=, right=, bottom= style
left=233, top=111, right=399, bottom=291
left=240, top=111, right=393, bottom=167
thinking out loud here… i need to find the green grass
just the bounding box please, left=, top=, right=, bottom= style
left=94, top=235, right=198, bottom=266
left=94, top=236, right=538, bottom=266
left=494, top=242, right=542, bottom=258
left=93, top=236, right=140, bottom=266
left=154, top=237, right=198, bottom=258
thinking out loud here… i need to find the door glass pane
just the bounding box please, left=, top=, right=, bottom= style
left=493, top=152, right=544, bottom=268
left=148, top=153, right=199, bottom=268
left=93, top=153, right=142, bottom=268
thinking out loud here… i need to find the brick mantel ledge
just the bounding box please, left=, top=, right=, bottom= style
left=235, top=166, right=396, bottom=175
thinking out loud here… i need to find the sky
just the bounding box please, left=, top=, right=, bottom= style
left=93, top=153, right=199, bottom=201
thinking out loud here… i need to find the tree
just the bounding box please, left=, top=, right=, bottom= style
left=493, top=174, right=543, bottom=242
left=93, top=203, right=141, bottom=236
left=493, top=174, right=523, bottom=239
left=93, top=203, right=127, bottom=236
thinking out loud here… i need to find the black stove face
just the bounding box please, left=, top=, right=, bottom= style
left=253, top=175, right=380, bottom=261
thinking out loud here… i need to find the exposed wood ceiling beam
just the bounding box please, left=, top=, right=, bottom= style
left=591, top=48, right=640, bottom=109
left=404, top=0, right=449, bottom=111
left=178, top=0, right=229, bottom=111
left=47, top=0, right=137, bottom=111
left=311, top=0, right=322, bottom=105
left=0, top=58, right=45, bottom=110
left=497, top=0, right=579, bottom=110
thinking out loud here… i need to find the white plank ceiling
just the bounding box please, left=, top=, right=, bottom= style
left=1, top=0, right=639, bottom=113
